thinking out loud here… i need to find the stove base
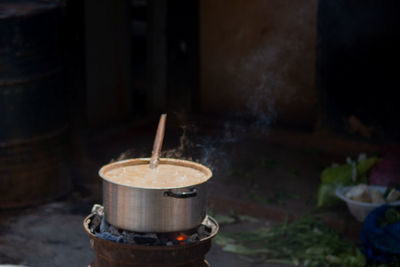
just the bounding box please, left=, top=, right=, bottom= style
left=84, top=213, right=218, bottom=267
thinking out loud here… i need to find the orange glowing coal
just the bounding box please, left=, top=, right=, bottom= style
left=176, top=233, right=188, bottom=243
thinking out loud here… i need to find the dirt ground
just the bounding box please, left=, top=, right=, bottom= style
left=0, top=117, right=377, bottom=266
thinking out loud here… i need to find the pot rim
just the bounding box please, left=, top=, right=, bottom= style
left=99, top=158, right=213, bottom=190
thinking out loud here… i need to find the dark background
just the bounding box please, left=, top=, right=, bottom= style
left=1, top=1, right=400, bottom=265
left=1, top=0, right=400, bottom=198
left=59, top=0, right=400, bottom=140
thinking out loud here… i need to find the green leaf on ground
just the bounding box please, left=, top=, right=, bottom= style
left=237, top=214, right=259, bottom=223
left=213, top=235, right=236, bottom=247
left=222, top=244, right=270, bottom=255
left=213, top=214, right=235, bottom=225
left=214, top=216, right=366, bottom=267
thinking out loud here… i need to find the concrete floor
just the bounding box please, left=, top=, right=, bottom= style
left=0, top=197, right=290, bottom=267
left=0, top=200, right=94, bottom=266
left=0, top=118, right=376, bottom=266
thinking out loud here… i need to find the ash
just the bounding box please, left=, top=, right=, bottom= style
left=88, top=204, right=213, bottom=246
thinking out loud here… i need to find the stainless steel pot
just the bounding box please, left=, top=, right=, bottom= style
left=99, top=158, right=212, bottom=233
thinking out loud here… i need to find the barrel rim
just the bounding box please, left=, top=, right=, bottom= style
left=0, top=1, right=61, bottom=20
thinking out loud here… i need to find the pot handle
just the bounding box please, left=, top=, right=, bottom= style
left=164, top=188, right=197, bottom=199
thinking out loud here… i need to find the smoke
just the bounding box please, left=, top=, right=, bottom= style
left=196, top=135, right=233, bottom=171
left=194, top=46, right=286, bottom=168
left=237, top=48, right=284, bottom=132
left=112, top=45, right=283, bottom=171
left=157, top=46, right=283, bottom=170
left=162, top=124, right=195, bottom=160
left=111, top=149, right=142, bottom=163
left=246, top=73, right=277, bottom=132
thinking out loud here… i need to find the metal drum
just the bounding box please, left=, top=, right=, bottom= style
left=0, top=0, right=71, bottom=208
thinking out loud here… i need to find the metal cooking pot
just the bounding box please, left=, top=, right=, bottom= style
left=99, top=158, right=212, bottom=233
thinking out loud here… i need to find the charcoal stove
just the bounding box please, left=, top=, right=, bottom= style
left=84, top=206, right=219, bottom=267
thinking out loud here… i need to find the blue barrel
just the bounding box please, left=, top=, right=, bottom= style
left=0, top=0, right=71, bottom=208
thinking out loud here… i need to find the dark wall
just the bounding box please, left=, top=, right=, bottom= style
left=318, top=0, right=400, bottom=139
left=166, top=0, right=198, bottom=112
left=199, top=0, right=318, bottom=127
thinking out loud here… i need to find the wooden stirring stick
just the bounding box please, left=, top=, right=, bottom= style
left=149, top=114, right=167, bottom=169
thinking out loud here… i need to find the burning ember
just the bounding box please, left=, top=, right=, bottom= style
left=175, top=233, right=188, bottom=244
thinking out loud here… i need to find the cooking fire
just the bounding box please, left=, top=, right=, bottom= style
left=87, top=204, right=217, bottom=247
left=85, top=205, right=218, bottom=267
left=84, top=114, right=219, bottom=266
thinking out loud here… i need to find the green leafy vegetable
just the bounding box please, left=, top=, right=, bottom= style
left=357, top=157, right=380, bottom=177
left=213, top=214, right=235, bottom=225
left=321, top=164, right=354, bottom=185
left=236, top=214, right=259, bottom=223
left=317, top=183, right=343, bottom=207
left=317, top=156, right=380, bottom=207
left=214, top=216, right=366, bottom=266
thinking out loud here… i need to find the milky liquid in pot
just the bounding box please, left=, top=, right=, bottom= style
left=103, top=164, right=208, bottom=189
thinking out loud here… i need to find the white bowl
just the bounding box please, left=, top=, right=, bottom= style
left=335, top=185, right=400, bottom=222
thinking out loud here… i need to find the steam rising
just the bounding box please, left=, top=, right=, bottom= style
left=114, top=47, right=280, bottom=170
left=238, top=48, right=282, bottom=132
left=247, top=73, right=277, bottom=131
